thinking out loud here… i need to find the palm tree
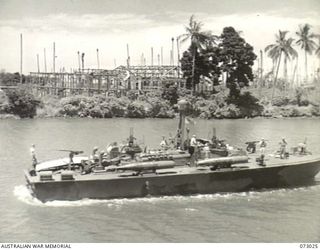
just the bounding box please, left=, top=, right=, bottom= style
left=296, top=24, right=317, bottom=82
left=283, top=38, right=298, bottom=81
left=315, top=36, right=320, bottom=80
left=265, top=30, right=297, bottom=99
left=179, top=15, right=216, bottom=92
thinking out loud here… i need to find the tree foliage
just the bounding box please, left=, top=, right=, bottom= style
left=179, top=15, right=217, bottom=91
left=0, top=71, right=26, bottom=85
left=161, top=83, right=179, bottom=105
left=5, top=87, right=41, bottom=118
left=219, top=27, right=256, bottom=99
left=180, top=45, right=221, bottom=90
left=296, top=24, right=317, bottom=54
left=265, top=30, right=298, bottom=94
left=180, top=23, right=256, bottom=99
left=296, top=24, right=317, bottom=81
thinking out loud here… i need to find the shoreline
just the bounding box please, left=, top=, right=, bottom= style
left=1, top=113, right=320, bottom=120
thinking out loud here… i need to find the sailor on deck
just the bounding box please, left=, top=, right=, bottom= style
left=168, top=133, right=175, bottom=147
left=91, top=146, right=99, bottom=162
left=189, top=135, right=197, bottom=154
left=258, top=138, right=267, bottom=166
left=279, top=138, right=288, bottom=159
left=189, top=135, right=199, bottom=166
left=211, top=135, right=219, bottom=148
left=203, top=143, right=210, bottom=159
left=160, top=136, right=168, bottom=149
left=298, top=139, right=307, bottom=154
left=106, top=142, right=119, bottom=159
left=30, top=144, right=37, bottom=168
left=259, top=138, right=267, bottom=154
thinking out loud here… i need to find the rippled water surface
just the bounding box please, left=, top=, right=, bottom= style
left=0, top=118, right=319, bottom=242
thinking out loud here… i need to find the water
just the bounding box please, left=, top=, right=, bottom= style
left=0, top=118, right=319, bottom=242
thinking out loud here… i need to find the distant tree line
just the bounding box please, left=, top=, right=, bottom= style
left=0, top=70, right=27, bottom=85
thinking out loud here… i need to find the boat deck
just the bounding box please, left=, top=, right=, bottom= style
left=26, top=154, right=320, bottom=183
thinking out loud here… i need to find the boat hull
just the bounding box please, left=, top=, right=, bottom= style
left=25, top=157, right=320, bottom=202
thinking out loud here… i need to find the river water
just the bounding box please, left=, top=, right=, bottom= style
left=0, top=118, right=319, bottom=242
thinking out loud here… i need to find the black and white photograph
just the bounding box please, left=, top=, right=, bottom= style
left=0, top=0, right=319, bottom=245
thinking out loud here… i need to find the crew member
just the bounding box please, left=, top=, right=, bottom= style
left=279, top=138, right=288, bottom=159
left=189, top=135, right=198, bottom=166
left=189, top=135, right=197, bottom=155
left=258, top=138, right=267, bottom=166
left=168, top=133, right=175, bottom=147
left=30, top=144, right=37, bottom=169
left=98, top=150, right=105, bottom=169
left=203, top=143, right=211, bottom=159
left=126, top=141, right=136, bottom=159
left=211, top=135, right=219, bottom=148
left=160, top=136, right=168, bottom=149
left=91, top=146, right=99, bottom=162
left=106, top=142, right=119, bottom=159
left=298, top=139, right=307, bottom=154
left=68, top=151, right=75, bottom=170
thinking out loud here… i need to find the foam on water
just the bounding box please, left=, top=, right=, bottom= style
left=13, top=184, right=319, bottom=207
left=185, top=208, right=198, bottom=212
left=13, top=185, right=119, bottom=207
left=13, top=185, right=44, bottom=206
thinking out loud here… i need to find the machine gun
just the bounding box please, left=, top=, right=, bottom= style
left=245, top=141, right=260, bottom=153
left=57, top=150, right=84, bottom=164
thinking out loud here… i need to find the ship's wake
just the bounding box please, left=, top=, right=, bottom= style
left=13, top=185, right=118, bottom=207
left=13, top=184, right=320, bottom=207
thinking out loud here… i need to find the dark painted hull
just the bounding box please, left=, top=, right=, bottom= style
left=25, top=158, right=320, bottom=202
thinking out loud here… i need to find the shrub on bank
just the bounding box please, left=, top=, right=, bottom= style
left=126, top=101, right=147, bottom=118
left=105, top=96, right=129, bottom=117
left=271, top=96, right=290, bottom=106
left=145, top=97, right=175, bottom=118
left=39, top=94, right=176, bottom=119
left=4, top=87, right=40, bottom=118
left=6, top=84, right=320, bottom=120
left=229, top=92, right=264, bottom=117
left=214, top=104, right=241, bottom=119
left=262, top=105, right=316, bottom=118
left=0, top=90, right=10, bottom=114
left=162, top=84, right=179, bottom=105
left=37, top=96, right=62, bottom=117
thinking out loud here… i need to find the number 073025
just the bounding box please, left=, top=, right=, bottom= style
left=300, top=244, right=318, bottom=248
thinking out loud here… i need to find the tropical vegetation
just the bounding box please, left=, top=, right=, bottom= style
left=264, top=30, right=298, bottom=99
left=1, top=16, right=320, bottom=120
left=295, top=24, right=317, bottom=82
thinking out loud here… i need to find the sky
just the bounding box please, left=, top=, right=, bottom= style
left=0, top=0, right=319, bottom=77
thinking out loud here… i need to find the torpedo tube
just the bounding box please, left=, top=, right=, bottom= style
left=110, top=160, right=176, bottom=171
left=197, top=156, right=249, bottom=166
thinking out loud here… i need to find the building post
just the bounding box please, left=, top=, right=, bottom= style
left=96, top=48, right=100, bottom=70
left=53, top=42, right=56, bottom=73
left=77, top=51, right=81, bottom=72
left=177, top=37, right=180, bottom=78
left=37, top=54, right=40, bottom=73
left=171, top=37, right=174, bottom=66
left=161, top=47, right=163, bottom=66
left=44, top=48, right=47, bottom=73
left=20, top=33, right=23, bottom=84
left=151, top=47, right=153, bottom=66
